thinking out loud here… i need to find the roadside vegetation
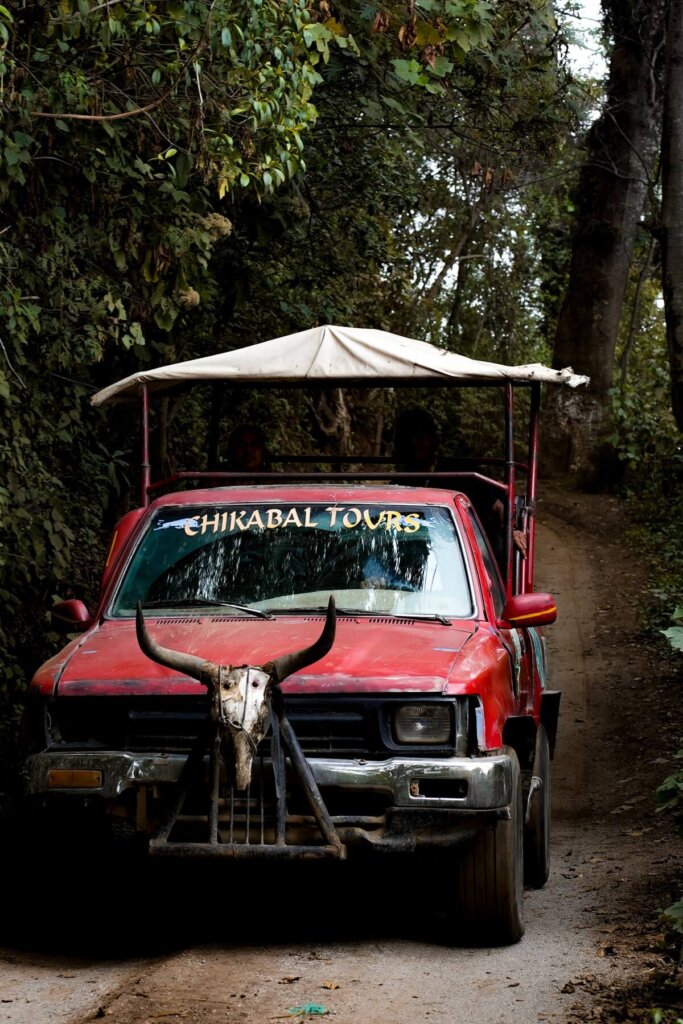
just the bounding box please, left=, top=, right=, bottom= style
left=0, top=2, right=681, bottom=896
left=0, top=0, right=584, bottom=741
left=0, top=3, right=682, bottom=1017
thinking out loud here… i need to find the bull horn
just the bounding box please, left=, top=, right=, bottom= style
left=136, top=603, right=213, bottom=685
left=268, top=595, right=336, bottom=683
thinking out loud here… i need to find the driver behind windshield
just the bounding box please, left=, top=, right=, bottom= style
left=393, top=408, right=527, bottom=564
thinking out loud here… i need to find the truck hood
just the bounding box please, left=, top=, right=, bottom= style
left=52, top=615, right=477, bottom=697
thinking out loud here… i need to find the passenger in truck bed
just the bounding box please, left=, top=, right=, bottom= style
left=223, top=425, right=268, bottom=475
left=210, top=425, right=269, bottom=485
left=393, top=408, right=527, bottom=562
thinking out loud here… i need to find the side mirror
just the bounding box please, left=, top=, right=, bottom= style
left=52, top=599, right=92, bottom=633
left=501, top=593, right=557, bottom=628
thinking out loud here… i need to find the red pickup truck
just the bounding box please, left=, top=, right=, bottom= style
left=20, top=326, right=588, bottom=945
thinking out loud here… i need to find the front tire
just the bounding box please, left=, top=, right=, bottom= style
left=451, top=748, right=525, bottom=945
left=524, top=724, right=551, bottom=888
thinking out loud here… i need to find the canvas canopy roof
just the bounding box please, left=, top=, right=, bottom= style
left=91, top=325, right=589, bottom=406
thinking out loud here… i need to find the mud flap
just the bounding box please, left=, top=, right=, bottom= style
left=540, top=690, right=561, bottom=759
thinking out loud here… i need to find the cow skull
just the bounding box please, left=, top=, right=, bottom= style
left=135, top=598, right=336, bottom=791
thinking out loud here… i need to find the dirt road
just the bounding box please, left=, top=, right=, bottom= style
left=1, top=495, right=680, bottom=1024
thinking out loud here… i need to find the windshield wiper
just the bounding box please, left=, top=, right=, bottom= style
left=399, top=612, right=452, bottom=626
left=274, top=607, right=451, bottom=625
left=272, top=606, right=360, bottom=617
left=141, top=599, right=273, bottom=620
left=340, top=609, right=452, bottom=626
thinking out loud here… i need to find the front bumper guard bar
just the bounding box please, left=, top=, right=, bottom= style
left=142, top=692, right=347, bottom=861
left=26, top=748, right=513, bottom=814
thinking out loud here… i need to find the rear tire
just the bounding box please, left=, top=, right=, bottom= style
left=452, top=748, right=525, bottom=945
left=524, top=724, right=551, bottom=888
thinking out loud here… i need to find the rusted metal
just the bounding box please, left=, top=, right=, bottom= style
left=152, top=717, right=210, bottom=844
left=271, top=712, right=287, bottom=846
left=148, top=841, right=344, bottom=860
left=504, top=382, right=516, bottom=597
left=525, top=382, right=541, bottom=593
left=146, top=469, right=511, bottom=495
left=275, top=697, right=344, bottom=853
left=146, top=707, right=347, bottom=860
left=209, top=727, right=221, bottom=844
left=137, top=600, right=347, bottom=859
left=140, top=383, right=151, bottom=508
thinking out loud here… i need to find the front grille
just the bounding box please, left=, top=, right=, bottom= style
left=51, top=696, right=208, bottom=753
left=48, top=695, right=463, bottom=759
left=276, top=706, right=370, bottom=756
left=49, top=696, right=379, bottom=756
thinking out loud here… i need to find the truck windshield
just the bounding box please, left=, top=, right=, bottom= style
left=111, top=502, right=473, bottom=618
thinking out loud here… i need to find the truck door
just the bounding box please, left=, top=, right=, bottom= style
left=466, top=508, right=533, bottom=711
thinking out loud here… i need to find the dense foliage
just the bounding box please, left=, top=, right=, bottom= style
left=2, top=0, right=681, bottom=990
left=0, top=0, right=583, bottom=750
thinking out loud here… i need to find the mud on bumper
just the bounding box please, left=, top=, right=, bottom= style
left=25, top=750, right=513, bottom=854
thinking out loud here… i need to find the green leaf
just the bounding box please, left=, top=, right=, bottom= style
left=661, top=626, right=683, bottom=652
left=661, top=899, right=683, bottom=936
left=432, top=56, right=454, bottom=78
left=391, top=59, right=426, bottom=86
left=381, top=96, right=409, bottom=115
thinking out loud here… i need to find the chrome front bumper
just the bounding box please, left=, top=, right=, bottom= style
left=25, top=749, right=513, bottom=811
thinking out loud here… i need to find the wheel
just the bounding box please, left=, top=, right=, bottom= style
left=451, top=747, right=525, bottom=945
left=524, top=723, right=551, bottom=888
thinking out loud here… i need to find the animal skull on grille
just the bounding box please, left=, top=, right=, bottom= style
left=135, top=598, right=336, bottom=791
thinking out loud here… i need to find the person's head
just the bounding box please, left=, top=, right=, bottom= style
left=226, top=425, right=267, bottom=473
left=394, top=408, right=438, bottom=471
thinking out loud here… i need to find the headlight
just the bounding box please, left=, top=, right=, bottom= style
left=393, top=704, right=452, bottom=745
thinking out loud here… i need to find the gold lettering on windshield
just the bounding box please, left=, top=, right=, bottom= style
left=229, top=510, right=248, bottom=531
left=326, top=505, right=343, bottom=527
left=181, top=506, right=426, bottom=536
left=266, top=508, right=283, bottom=529
left=199, top=512, right=221, bottom=535
left=245, top=509, right=265, bottom=530
left=282, top=508, right=302, bottom=528
left=363, top=510, right=384, bottom=530
left=402, top=512, right=420, bottom=533
left=183, top=516, right=200, bottom=536
left=342, top=507, right=362, bottom=528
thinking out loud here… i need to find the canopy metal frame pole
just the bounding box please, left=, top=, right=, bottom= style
left=140, top=383, right=151, bottom=508
left=525, top=383, right=540, bottom=593
left=504, top=383, right=515, bottom=598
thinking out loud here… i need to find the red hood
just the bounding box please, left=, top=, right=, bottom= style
left=48, top=616, right=477, bottom=697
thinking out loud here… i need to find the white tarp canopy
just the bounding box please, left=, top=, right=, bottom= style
left=91, top=324, right=590, bottom=406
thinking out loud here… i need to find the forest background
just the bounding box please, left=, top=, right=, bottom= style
left=0, top=0, right=681, bottom=776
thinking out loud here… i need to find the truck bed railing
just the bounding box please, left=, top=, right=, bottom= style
left=147, top=469, right=518, bottom=496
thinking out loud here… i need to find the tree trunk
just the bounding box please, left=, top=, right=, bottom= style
left=661, top=0, right=683, bottom=431
left=544, top=0, right=664, bottom=475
